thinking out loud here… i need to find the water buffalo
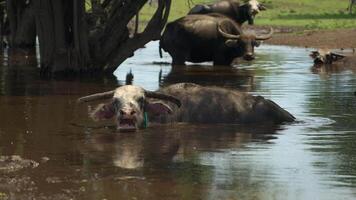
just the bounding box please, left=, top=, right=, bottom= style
left=310, top=49, right=356, bottom=74
left=188, top=0, right=266, bottom=25
left=159, top=14, right=273, bottom=65
left=77, top=83, right=295, bottom=131
left=310, top=49, right=347, bottom=65
left=310, top=49, right=356, bottom=66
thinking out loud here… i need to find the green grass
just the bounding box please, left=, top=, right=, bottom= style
left=256, top=0, right=356, bottom=29
left=141, top=0, right=356, bottom=30
left=140, top=0, right=211, bottom=22
left=0, top=192, right=8, bottom=200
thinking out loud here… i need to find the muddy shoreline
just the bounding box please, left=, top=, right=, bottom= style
left=261, top=27, right=356, bottom=49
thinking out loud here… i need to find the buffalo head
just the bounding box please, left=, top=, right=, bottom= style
left=310, top=49, right=346, bottom=65
left=218, top=21, right=273, bottom=61
left=77, top=85, right=181, bottom=131
left=245, top=0, right=267, bottom=25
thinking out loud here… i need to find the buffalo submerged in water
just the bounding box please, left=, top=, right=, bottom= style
left=77, top=83, right=295, bottom=131
left=159, top=13, right=273, bottom=65
left=310, top=49, right=356, bottom=66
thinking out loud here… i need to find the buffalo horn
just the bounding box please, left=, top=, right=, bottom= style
left=77, top=90, right=115, bottom=103
left=145, top=91, right=181, bottom=107
left=258, top=4, right=267, bottom=11
left=256, top=27, right=274, bottom=40
left=330, top=52, right=346, bottom=59
left=218, top=20, right=240, bottom=39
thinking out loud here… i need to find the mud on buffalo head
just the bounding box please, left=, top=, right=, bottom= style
left=245, top=0, right=267, bottom=24
left=218, top=20, right=273, bottom=61
left=77, top=85, right=181, bottom=131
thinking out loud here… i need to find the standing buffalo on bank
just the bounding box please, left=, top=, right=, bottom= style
left=77, top=83, right=295, bottom=131
left=159, top=14, right=273, bottom=65
left=188, top=0, right=266, bottom=25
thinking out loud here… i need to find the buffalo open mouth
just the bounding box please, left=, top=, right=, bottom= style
left=118, top=119, right=137, bottom=132
left=313, top=58, right=325, bottom=66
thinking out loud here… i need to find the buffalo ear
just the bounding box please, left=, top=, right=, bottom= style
left=225, top=39, right=238, bottom=47
left=146, top=102, right=173, bottom=116
left=90, top=101, right=116, bottom=121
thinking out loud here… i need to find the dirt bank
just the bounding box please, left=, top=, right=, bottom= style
left=264, top=28, right=356, bottom=49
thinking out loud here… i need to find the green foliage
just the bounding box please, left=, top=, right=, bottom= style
left=0, top=192, right=8, bottom=200
left=85, top=0, right=92, bottom=12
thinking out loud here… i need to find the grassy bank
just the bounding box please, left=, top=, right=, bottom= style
left=141, top=0, right=356, bottom=30
left=257, top=0, right=356, bottom=29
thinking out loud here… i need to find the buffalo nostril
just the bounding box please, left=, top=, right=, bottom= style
left=120, top=109, right=136, bottom=116
left=244, top=54, right=255, bottom=61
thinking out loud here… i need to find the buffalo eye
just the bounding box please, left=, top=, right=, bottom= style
left=253, top=41, right=261, bottom=47
left=112, top=99, right=120, bottom=112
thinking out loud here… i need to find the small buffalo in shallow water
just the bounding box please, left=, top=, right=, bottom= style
left=188, top=0, right=266, bottom=25
left=159, top=13, right=273, bottom=65
left=77, top=83, right=295, bottom=131
left=310, top=49, right=347, bottom=65
left=309, top=49, right=356, bottom=77
left=310, top=49, right=356, bottom=70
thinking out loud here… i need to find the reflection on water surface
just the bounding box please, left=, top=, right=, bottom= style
left=0, top=42, right=356, bottom=199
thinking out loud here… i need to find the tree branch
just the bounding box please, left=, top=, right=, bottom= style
left=103, top=0, right=171, bottom=73
left=95, top=0, right=146, bottom=61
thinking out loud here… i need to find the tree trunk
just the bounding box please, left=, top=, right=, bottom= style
left=6, top=0, right=36, bottom=48
left=34, top=0, right=91, bottom=75
left=0, top=1, right=4, bottom=49
left=4, top=0, right=171, bottom=76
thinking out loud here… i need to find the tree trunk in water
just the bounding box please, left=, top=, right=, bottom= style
left=33, top=0, right=171, bottom=76
left=2, top=0, right=171, bottom=75
left=6, top=0, right=36, bottom=48
left=34, top=0, right=91, bottom=75
left=0, top=2, right=4, bottom=49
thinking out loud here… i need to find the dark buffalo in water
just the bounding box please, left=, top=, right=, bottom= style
left=159, top=13, right=273, bottom=65
left=188, top=0, right=266, bottom=25
left=77, top=83, right=295, bottom=132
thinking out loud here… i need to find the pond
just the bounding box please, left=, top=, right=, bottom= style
left=0, top=42, right=356, bottom=200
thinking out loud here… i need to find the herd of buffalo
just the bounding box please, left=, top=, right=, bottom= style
left=78, top=0, right=356, bottom=132
left=159, top=0, right=271, bottom=65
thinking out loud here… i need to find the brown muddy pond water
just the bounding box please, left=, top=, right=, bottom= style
left=0, top=42, right=356, bottom=200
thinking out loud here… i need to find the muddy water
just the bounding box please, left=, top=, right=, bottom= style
left=0, top=43, right=356, bottom=200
